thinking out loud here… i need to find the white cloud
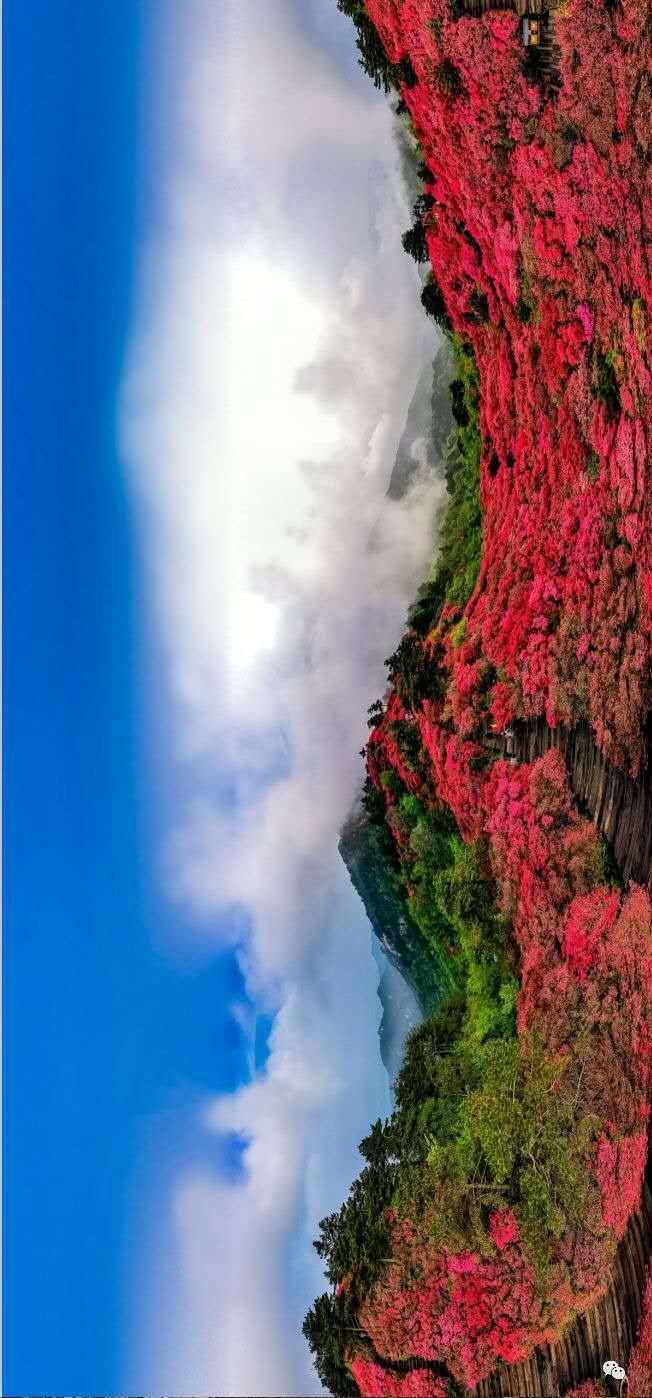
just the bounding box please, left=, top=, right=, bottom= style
left=120, top=2, right=447, bottom=1393
left=127, top=878, right=394, bottom=1398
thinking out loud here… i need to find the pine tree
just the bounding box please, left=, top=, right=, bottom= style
left=336, top=0, right=395, bottom=93
left=421, top=275, right=451, bottom=331
left=303, top=1293, right=360, bottom=1397
left=402, top=219, right=429, bottom=264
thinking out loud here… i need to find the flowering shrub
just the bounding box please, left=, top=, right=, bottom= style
left=356, top=1210, right=543, bottom=1387
left=310, top=1, right=652, bottom=1392
left=485, top=751, right=652, bottom=1236
left=322, top=745, right=652, bottom=1391
left=364, top=0, right=652, bottom=774
left=350, top=1358, right=448, bottom=1396
left=594, top=1131, right=648, bottom=1239
left=489, top=1209, right=520, bottom=1251
left=565, top=1384, right=603, bottom=1398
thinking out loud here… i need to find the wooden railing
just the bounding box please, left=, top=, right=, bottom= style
left=457, top=0, right=561, bottom=92
left=504, top=715, right=652, bottom=893
left=472, top=713, right=652, bottom=1394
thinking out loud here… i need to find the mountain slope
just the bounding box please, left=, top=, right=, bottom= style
left=305, top=3, right=652, bottom=1395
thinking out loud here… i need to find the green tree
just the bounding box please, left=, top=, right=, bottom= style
left=402, top=219, right=429, bottom=264
left=432, top=58, right=464, bottom=99
left=421, top=274, right=451, bottom=330
left=303, top=1292, right=360, bottom=1397
left=336, top=0, right=396, bottom=92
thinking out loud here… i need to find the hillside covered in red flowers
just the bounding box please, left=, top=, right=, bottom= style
left=368, top=0, right=652, bottom=776
left=304, top=1, right=652, bottom=1395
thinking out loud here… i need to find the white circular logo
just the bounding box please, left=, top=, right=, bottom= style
left=603, top=1359, right=627, bottom=1381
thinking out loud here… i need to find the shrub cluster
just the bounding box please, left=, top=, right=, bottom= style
left=364, top=0, right=652, bottom=773
left=309, top=0, right=652, bottom=1391
left=308, top=750, right=652, bottom=1391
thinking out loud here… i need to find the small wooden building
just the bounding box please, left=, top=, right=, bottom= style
left=521, top=13, right=542, bottom=45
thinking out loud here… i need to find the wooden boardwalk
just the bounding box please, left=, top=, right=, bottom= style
left=507, top=715, right=652, bottom=893
left=458, top=0, right=561, bottom=92
left=349, top=715, right=652, bottom=1394
left=372, top=1160, right=652, bottom=1396
left=470, top=713, right=652, bottom=1395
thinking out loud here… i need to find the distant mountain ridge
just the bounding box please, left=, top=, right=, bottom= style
left=340, top=338, right=455, bottom=1084
left=386, top=335, right=454, bottom=501
left=339, top=802, right=448, bottom=1015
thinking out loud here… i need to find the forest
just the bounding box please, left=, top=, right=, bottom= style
left=305, top=0, right=652, bottom=1393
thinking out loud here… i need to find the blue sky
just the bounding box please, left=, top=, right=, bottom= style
left=4, top=4, right=439, bottom=1394
left=4, top=2, right=148, bottom=1389
left=3, top=3, right=256, bottom=1391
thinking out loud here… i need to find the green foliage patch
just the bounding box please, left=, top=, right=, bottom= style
left=336, top=0, right=417, bottom=93
left=382, top=335, right=482, bottom=712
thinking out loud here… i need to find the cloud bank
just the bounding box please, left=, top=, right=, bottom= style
left=120, top=2, right=446, bottom=1392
